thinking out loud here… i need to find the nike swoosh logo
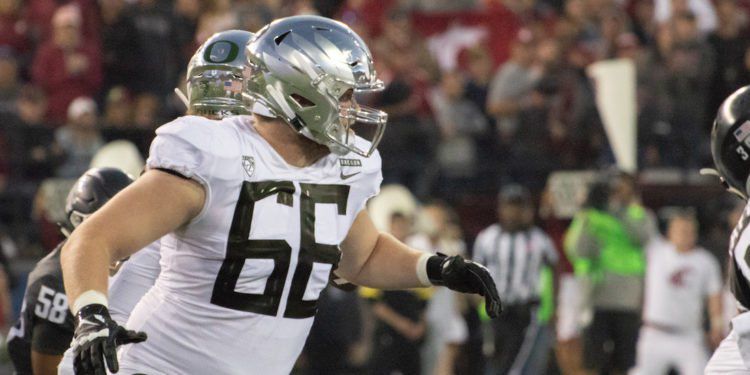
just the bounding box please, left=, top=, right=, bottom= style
left=340, top=171, right=361, bottom=180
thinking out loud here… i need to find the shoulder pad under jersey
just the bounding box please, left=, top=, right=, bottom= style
left=153, top=115, right=240, bottom=159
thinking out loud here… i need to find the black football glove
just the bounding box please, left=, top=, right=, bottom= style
left=72, top=304, right=147, bottom=375
left=427, top=254, right=502, bottom=318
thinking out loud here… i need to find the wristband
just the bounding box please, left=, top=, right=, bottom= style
left=416, top=253, right=432, bottom=287
left=72, top=290, right=108, bottom=315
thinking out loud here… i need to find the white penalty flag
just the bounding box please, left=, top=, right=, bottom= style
left=587, top=59, right=637, bottom=173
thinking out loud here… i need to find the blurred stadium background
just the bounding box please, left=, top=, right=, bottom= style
left=0, top=0, right=748, bottom=373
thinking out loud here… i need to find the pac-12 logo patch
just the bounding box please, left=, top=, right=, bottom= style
left=242, top=155, right=255, bottom=177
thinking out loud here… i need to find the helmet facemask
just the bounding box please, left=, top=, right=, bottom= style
left=302, top=75, right=386, bottom=157
left=700, top=168, right=748, bottom=200
left=61, top=209, right=90, bottom=238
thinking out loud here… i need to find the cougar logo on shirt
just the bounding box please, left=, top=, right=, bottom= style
left=669, top=267, right=692, bottom=287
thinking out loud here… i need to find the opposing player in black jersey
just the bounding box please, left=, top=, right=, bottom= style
left=704, top=85, right=750, bottom=372
left=5, top=168, right=133, bottom=375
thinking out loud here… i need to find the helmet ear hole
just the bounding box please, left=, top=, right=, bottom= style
left=291, top=94, right=315, bottom=108
left=275, top=31, right=291, bottom=46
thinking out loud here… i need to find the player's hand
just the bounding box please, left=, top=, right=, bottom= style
left=428, top=255, right=502, bottom=318
left=72, top=304, right=147, bottom=374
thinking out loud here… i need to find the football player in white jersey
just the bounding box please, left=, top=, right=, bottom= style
left=634, top=211, right=722, bottom=375
left=56, top=29, right=256, bottom=375
left=703, top=85, right=750, bottom=373
left=60, top=16, right=502, bottom=375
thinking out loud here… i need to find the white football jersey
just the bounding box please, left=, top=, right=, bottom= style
left=643, top=238, right=721, bottom=332
left=108, top=240, right=161, bottom=325
left=117, top=115, right=382, bottom=375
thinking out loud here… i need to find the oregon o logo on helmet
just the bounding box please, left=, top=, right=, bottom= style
left=204, top=41, right=240, bottom=64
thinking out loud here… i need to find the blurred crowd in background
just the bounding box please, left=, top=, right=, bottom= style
left=0, top=0, right=748, bottom=373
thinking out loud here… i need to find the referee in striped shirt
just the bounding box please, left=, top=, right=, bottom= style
left=473, top=184, right=558, bottom=374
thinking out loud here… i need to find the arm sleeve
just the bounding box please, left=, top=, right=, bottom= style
left=147, top=135, right=210, bottom=188
left=146, top=117, right=225, bottom=223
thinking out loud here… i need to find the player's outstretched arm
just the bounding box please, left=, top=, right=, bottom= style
left=338, top=211, right=502, bottom=318
left=60, top=169, right=204, bottom=374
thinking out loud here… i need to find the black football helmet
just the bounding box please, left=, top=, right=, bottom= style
left=61, top=167, right=134, bottom=236
left=708, top=85, right=750, bottom=200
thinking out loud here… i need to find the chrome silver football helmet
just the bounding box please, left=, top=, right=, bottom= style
left=245, top=15, right=387, bottom=157
left=186, top=30, right=255, bottom=118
